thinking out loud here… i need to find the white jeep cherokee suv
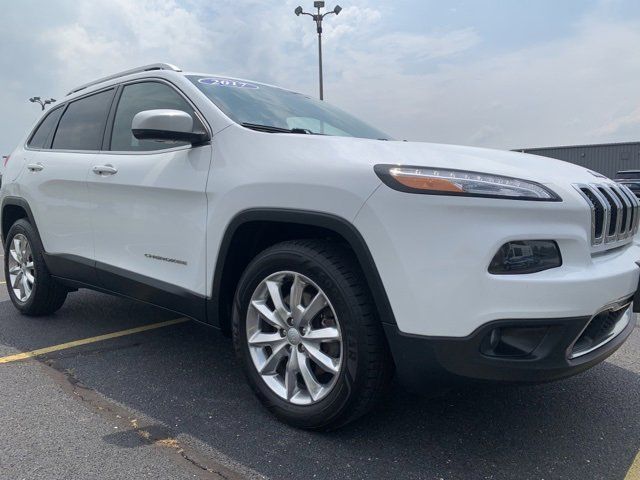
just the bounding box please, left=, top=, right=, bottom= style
left=2, top=63, right=639, bottom=430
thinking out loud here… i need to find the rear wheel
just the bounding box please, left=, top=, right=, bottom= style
left=4, top=219, right=68, bottom=316
left=233, top=239, right=393, bottom=430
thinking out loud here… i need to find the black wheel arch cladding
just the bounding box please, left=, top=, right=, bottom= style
left=209, top=208, right=397, bottom=333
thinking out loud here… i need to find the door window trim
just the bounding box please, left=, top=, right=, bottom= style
left=25, top=105, right=66, bottom=151
left=23, top=78, right=210, bottom=155
left=24, top=85, right=117, bottom=153
left=104, top=78, right=212, bottom=155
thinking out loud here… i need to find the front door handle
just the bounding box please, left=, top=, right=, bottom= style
left=92, top=164, right=118, bottom=176
left=27, top=163, right=44, bottom=172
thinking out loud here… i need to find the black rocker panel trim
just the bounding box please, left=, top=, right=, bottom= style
left=96, top=259, right=206, bottom=320
left=44, top=253, right=207, bottom=322
left=43, top=252, right=99, bottom=287
left=208, top=208, right=397, bottom=328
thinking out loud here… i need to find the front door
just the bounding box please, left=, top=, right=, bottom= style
left=86, top=80, right=212, bottom=319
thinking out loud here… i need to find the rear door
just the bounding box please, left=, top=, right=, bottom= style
left=86, top=80, right=212, bottom=318
left=18, top=89, right=115, bottom=280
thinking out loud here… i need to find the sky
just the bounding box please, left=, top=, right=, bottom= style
left=1, top=0, right=639, bottom=155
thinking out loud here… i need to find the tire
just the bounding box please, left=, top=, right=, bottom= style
left=232, top=239, right=393, bottom=430
left=4, top=218, right=68, bottom=316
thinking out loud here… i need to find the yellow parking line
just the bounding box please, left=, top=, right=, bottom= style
left=0, top=318, right=189, bottom=364
left=627, top=451, right=640, bottom=480
left=0, top=281, right=5, bottom=285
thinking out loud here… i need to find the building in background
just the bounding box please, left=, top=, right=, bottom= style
left=515, top=142, right=640, bottom=179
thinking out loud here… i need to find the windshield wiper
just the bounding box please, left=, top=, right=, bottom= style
left=241, top=122, right=313, bottom=135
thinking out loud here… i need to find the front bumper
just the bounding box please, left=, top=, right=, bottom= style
left=356, top=180, right=640, bottom=388
left=384, top=299, right=636, bottom=390
left=355, top=184, right=640, bottom=337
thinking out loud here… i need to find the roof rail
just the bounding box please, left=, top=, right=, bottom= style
left=66, top=63, right=182, bottom=96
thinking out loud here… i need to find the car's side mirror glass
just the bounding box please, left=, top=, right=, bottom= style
left=132, top=109, right=210, bottom=146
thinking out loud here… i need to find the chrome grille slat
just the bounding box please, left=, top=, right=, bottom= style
left=611, top=185, right=632, bottom=238
left=623, top=184, right=640, bottom=235
left=599, top=185, right=622, bottom=241
left=589, top=187, right=612, bottom=243
left=620, top=184, right=638, bottom=235
left=574, top=183, right=639, bottom=250
left=618, top=185, right=635, bottom=233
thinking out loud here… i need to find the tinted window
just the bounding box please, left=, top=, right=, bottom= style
left=617, top=171, right=640, bottom=180
left=187, top=75, right=390, bottom=140
left=52, top=89, right=114, bottom=151
left=110, top=82, right=203, bottom=151
left=28, top=107, right=64, bottom=149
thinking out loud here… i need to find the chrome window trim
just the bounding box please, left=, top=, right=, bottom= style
left=25, top=105, right=66, bottom=150
left=24, top=77, right=212, bottom=156
left=23, top=85, right=117, bottom=152
left=67, top=63, right=181, bottom=96
left=22, top=144, right=197, bottom=156
left=106, top=77, right=212, bottom=155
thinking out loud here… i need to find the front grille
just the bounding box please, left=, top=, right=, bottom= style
left=575, top=183, right=639, bottom=249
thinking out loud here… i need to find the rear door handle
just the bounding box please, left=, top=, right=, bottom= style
left=27, top=163, right=44, bottom=172
left=92, top=164, right=118, bottom=176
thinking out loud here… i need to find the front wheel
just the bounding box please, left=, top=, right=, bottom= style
left=232, top=240, right=392, bottom=430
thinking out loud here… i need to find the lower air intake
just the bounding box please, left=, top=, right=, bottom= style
left=570, top=302, right=632, bottom=359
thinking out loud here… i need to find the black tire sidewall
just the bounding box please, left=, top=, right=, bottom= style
left=5, top=219, right=46, bottom=312
left=233, top=246, right=367, bottom=428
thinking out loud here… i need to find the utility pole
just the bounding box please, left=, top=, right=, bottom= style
left=295, top=1, right=342, bottom=100
left=29, top=97, right=56, bottom=111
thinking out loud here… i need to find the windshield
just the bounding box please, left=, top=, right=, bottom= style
left=187, top=75, right=391, bottom=140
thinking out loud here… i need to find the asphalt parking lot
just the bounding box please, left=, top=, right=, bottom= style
left=1, top=257, right=639, bottom=479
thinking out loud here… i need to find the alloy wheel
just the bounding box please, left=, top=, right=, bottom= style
left=7, top=233, right=35, bottom=303
left=246, top=271, right=343, bottom=405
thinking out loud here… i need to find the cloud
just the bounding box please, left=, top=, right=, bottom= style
left=322, top=12, right=640, bottom=148
left=370, top=29, right=480, bottom=63
left=323, top=6, right=382, bottom=41
left=595, top=106, right=640, bottom=138
left=40, top=0, right=211, bottom=88
left=0, top=0, right=639, bottom=156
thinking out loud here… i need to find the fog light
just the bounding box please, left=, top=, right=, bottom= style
left=489, top=240, right=561, bottom=275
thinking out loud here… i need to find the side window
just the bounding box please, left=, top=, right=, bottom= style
left=110, top=82, right=203, bottom=152
left=28, top=107, right=64, bottom=149
left=52, top=89, right=114, bottom=151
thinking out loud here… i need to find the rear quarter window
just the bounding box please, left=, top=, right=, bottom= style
left=27, top=107, right=64, bottom=149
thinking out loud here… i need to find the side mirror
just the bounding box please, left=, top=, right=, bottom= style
left=132, top=109, right=210, bottom=145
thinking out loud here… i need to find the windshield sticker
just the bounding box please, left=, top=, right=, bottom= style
left=198, top=78, right=259, bottom=89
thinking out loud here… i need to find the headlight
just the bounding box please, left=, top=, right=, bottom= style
left=374, top=165, right=561, bottom=201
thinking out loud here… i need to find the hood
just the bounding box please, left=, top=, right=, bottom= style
left=222, top=125, right=613, bottom=194
left=308, top=136, right=609, bottom=186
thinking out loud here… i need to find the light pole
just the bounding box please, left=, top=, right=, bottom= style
left=29, top=96, right=56, bottom=111
left=295, top=1, right=342, bottom=101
